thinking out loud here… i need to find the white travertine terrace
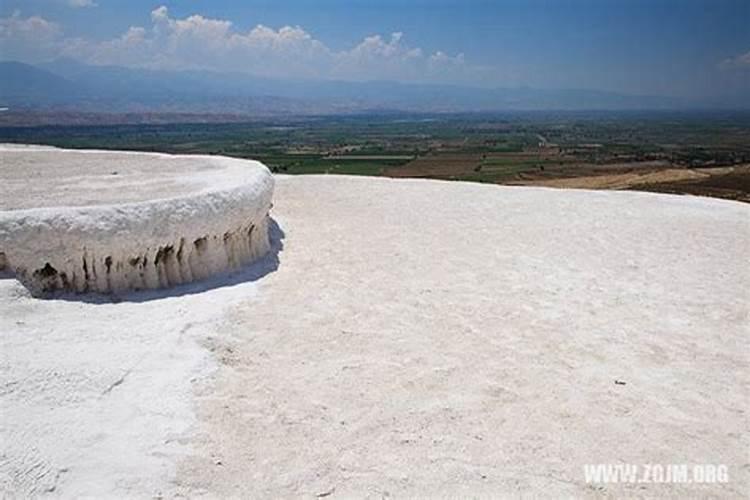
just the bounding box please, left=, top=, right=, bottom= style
left=0, top=145, right=274, bottom=296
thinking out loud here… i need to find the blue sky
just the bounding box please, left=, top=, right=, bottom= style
left=1, top=0, right=748, bottom=100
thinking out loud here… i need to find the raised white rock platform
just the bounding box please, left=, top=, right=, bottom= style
left=0, top=145, right=274, bottom=295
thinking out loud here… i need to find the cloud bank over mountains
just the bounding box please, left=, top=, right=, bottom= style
left=0, top=6, right=474, bottom=84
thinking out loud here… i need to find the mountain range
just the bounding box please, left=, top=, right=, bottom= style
left=0, top=59, right=738, bottom=116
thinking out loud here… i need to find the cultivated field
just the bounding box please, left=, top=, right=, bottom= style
left=2, top=111, right=749, bottom=202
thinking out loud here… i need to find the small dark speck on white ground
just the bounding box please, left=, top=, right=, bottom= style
left=316, top=486, right=335, bottom=497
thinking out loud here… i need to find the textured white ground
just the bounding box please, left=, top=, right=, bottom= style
left=1, top=175, right=749, bottom=497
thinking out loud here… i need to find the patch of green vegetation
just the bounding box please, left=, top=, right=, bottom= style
left=488, top=143, right=525, bottom=153
left=275, top=160, right=385, bottom=176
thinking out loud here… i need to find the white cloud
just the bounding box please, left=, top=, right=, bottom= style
left=719, top=50, right=750, bottom=70
left=0, top=10, right=61, bottom=61
left=0, top=6, right=478, bottom=84
left=68, top=0, right=97, bottom=8
left=0, top=10, right=60, bottom=40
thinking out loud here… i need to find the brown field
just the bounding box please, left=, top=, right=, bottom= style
left=384, top=150, right=750, bottom=203
left=513, top=166, right=732, bottom=188
left=386, top=152, right=485, bottom=177
left=510, top=165, right=750, bottom=203
left=628, top=166, right=750, bottom=203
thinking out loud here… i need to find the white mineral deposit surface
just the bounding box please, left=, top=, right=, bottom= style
left=1, top=167, right=749, bottom=497
left=0, top=144, right=254, bottom=210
